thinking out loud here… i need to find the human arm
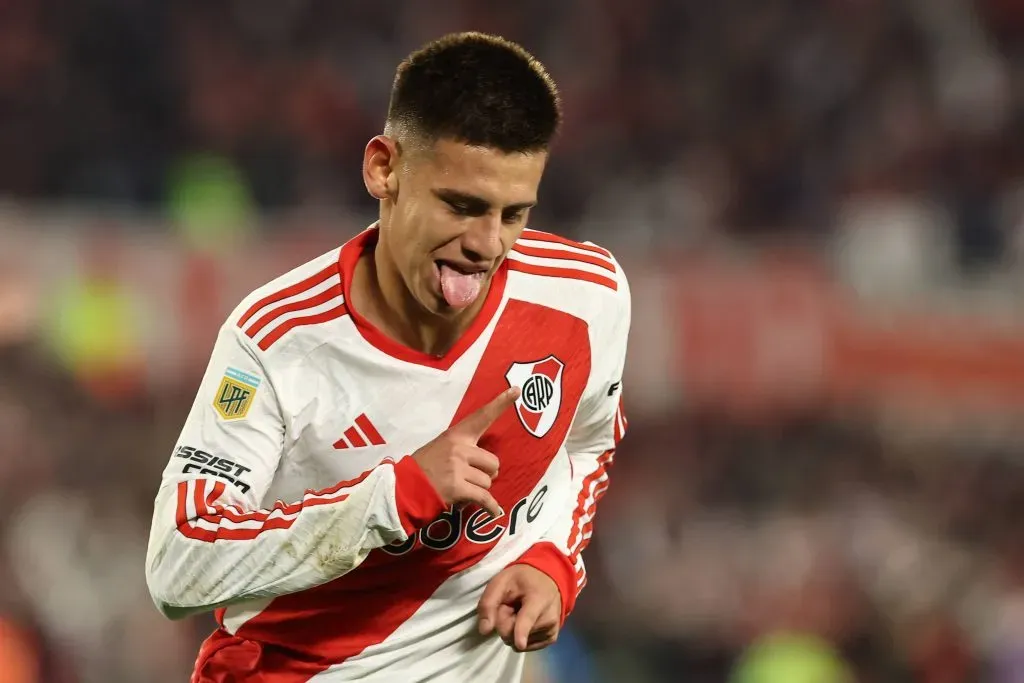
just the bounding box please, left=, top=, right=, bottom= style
left=144, top=324, right=447, bottom=619
left=479, top=264, right=631, bottom=648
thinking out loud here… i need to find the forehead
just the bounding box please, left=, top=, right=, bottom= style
left=412, top=138, right=547, bottom=205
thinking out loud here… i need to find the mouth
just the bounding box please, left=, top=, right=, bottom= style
left=434, top=259, right=489, bottom=276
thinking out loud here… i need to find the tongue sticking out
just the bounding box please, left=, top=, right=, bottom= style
left=439, top=263, right=485, bottom=309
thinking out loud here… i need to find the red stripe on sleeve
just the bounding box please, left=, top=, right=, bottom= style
left=243, top=283, right=343, bottom=338
left=175, top=482, right=189, bottom=528
left=573, top=481, right=611, bottom=557
left=614, top=398, right=628, bottom=445
left=506, top=260, right=618, bottom=291
left=257, top=304, right=348, bottom=351
left=514, top=449, right=615, bottom=623
left=206, top=481, right=226, bottom=508
left=510, top=244, right=616, bottom=273
left=174, top=463, right=386, bottom=543
left=193, top=479, right=209, bottom=517
left=520, top=230, right=613, bottom=258
left=237, top=264, right=338, bottom=328
left=566, top=450, right=614, bottom=555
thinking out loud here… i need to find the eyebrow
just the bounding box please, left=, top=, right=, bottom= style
left=433, top=188, right=536, bottom=212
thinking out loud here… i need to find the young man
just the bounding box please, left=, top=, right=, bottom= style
left=146, top=32, right=630, bottom=682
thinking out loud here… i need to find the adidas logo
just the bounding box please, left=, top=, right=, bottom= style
left=333, top=413, right=386, bottom=449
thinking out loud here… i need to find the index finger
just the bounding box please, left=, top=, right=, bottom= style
left=513, top=597, right=547, bottom=652
left=450, top=386, right=520, bottom=442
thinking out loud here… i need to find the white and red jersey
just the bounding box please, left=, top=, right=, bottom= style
left=145, top=226, right=630, bottom=683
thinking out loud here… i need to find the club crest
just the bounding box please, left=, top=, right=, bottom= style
left=505, top=355, right=564, bottom=438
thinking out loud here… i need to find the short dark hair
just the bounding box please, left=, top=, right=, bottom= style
left=386, top=32, right=561, bottom=153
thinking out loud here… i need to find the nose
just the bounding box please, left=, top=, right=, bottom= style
left=460, top=216, right=505, bottom=264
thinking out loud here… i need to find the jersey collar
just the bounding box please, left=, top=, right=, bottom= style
left=337, top=225, right=508, bottom=370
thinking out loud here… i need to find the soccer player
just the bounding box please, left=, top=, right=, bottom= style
left=145, top=32, right=630, bottom=682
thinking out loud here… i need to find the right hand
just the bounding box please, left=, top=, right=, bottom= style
left=412, top=386, right=520, bottom=519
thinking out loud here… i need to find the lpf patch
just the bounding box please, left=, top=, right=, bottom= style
left=214, top=367, right=261, bottom=420
left=505, top=355, right=564, bottom=438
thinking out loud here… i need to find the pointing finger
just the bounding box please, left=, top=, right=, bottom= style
left=450, top=386, right=520, bottom=442
left=513, top=595, right=547, bottom=652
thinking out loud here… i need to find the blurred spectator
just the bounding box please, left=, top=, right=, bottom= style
left=42, top=231, right=145, bottom=405
left=0, top=617, right=41, bottom=683
left=0, top=0, right=1016, bottom=279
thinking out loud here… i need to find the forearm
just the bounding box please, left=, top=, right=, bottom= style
left=145, top=456, right=444, bottom=618
left=514, top=447, right=615, bottom=622
left=516, top=257, right=629, bottom=621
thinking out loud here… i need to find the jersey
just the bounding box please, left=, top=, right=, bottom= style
left=145, top=226, right=631, bottom=683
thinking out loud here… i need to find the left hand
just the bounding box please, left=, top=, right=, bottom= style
left=477, top=564, right=562, bottom=652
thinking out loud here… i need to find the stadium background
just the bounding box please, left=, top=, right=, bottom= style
left=3, top=0, right=1024, bottom=681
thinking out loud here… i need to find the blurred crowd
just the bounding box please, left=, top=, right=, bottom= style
left=584, top=409, right=1024, bottom=683
left=4, top=0, right=1024, bottom=681
left=2, top=0, right=1024, bottom=270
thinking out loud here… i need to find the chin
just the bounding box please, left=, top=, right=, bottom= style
left=431, top=298, right=464, bottom=319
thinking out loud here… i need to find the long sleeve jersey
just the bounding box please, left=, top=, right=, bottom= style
left=145, top=226, right=630, bottom=683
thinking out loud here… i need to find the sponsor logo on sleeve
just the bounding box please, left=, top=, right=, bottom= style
left=214, top=367, right=261, bottom=420
left=174, top=446, right=253, bottom=493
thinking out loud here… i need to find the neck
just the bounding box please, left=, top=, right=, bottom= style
left=353, top=231, right=487, bottom=357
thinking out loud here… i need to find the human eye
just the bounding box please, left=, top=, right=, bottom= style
left=447, top=200, right=472, bottom=216
left=502, top=209, right=526, bottom=225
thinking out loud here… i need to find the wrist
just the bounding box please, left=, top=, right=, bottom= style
left=391, top=455, right=448, bottom=534
left=511, top=541, right=577, bottom=625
